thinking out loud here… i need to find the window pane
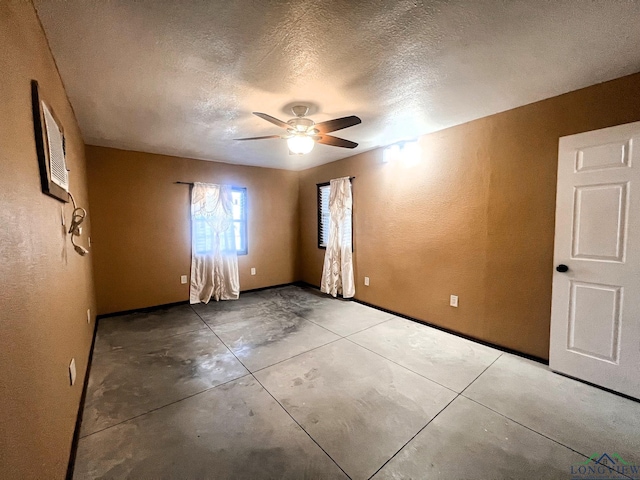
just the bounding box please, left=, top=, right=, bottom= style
left=320, top=185, right=330, bottom=247
left=233, top=221, right=241, bottom=252
left=194, top=217, right=213, bottom=254
left=343, top=209, right=352, bottom=248
left=231, top=188, right=247, bottom=254
left=231, top=190, right=243, bottom=220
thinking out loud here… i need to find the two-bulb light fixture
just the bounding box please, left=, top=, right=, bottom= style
left=383, top=140, right=421, bottom=165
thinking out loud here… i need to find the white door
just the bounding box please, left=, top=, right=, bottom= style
left=550, top=121, right=640, bottom=399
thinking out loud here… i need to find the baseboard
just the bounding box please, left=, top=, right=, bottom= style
left=96, top=283, right=298, bottom=320
left=295, top=281, right=354, bottom=301
left=240, top=282, right=296, bottom=294
left=297, top=281, right=549, bottom=365
left=65, top=319, right=98, bottom=480
left=96, top=300, right=191, bottom=320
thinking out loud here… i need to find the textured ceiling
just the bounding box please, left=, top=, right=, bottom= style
left=35, top=0, right=640, bottom=171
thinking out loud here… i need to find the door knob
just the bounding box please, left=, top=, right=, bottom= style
left=556, top=264, right=569, bottom=273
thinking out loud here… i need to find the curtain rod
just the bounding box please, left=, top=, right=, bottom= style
left=179, top=178, right=354, bottom=187
left=175, top=181, right=247, bottom=190
left=316, top=176, right=355, bottom=186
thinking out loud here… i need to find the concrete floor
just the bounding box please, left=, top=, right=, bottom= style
left=74, top=285, right=640, bottom=479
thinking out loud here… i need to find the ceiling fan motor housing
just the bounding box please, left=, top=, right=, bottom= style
left=291, top=105, right=309, bottom=117
left=288, top=117, right=315, bottom=133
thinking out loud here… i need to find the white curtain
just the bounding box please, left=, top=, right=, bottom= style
left=321, top=177, right=355, bottom=298
left=189, top=182, right=239, bottom=303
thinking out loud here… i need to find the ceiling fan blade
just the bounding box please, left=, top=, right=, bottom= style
left=234, top=135, right=282, bottom=141
left=316, top=135, right=358, bottom=149
left=252, top=112, right=290, bottom=129
left=314, top=115, right=361, bottom=134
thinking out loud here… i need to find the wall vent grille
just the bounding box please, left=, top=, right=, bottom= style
left=42, top=101, right=68, bottom=190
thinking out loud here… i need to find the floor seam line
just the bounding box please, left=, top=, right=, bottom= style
left=251, top=374, right=353, bottom=479
left=366, top=393, right=461, bottom=480
left=96, top=325, right=208, bottom=354
left=78, top=372, right=252, bottom=440
left=458, top=353, right=503, bottom=396
left=342, top=316, right=396, bottom=338
left=343, top=337, right=458, bottom=394
left=192, top=305, right=351, bottom=479
left=189, top=299, right=281, bottom=330
left=192, top=306, right=252, bottom=371
left=250, top=337, right=343, bottom=374
left=192, top=303, right=343, bottom=374
left=459, top=395, right=635, bottom=479
left=285, top=307, right=350, bottom=338
left=295, top=308, right=395, bottom=339
left=294, top=314, right=347, bottom=338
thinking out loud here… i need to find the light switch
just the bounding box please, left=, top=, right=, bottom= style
left=180, top=275, right=188, bottom=284
left=450, top=295, right=459, bottom=307
left=364, top=277, right=370, bottom=286
left=251, top=268, right=256, bottom=276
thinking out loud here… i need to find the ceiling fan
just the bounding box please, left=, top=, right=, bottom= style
left=236, top=105, right=361, bottom=155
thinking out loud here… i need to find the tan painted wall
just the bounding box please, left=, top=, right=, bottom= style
left=0, top=3, right=96, bottom=478
left=86, top=146, right=299, bottom=315
left=298, top=72, right=640, bottom=360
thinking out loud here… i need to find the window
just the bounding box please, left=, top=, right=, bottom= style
left=231, top=187, right=248, bottom=255
left=317, top=182, right=352, bottom=249
left=193, top=186, right=247, bottom=255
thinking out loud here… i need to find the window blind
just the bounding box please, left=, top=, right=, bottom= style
left=317, top=181, right=352, bottom=249
left=318, top=184, right=330, bottom=248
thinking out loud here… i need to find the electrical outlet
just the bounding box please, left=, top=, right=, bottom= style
left=180, top=275, right=188, bottom=284
left=364, top=276, right=370, bottom=286
left=87, top=308, right=91, bottom=324
left=69, top=358, right=76, bottom=386
left=251, top=268, right=256, bottom=276
left=450, top=295, right=459, bottom=307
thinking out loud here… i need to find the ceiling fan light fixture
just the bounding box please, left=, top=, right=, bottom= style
left=287, top=134, right=315, bottom=154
